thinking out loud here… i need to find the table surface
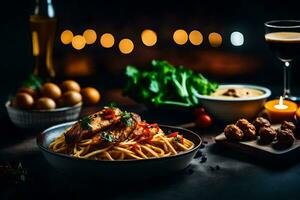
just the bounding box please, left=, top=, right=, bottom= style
left=1, top=102, right=300, bottom=200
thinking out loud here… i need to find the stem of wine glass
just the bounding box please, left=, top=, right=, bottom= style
left=283, top=61, right=291, bottom=98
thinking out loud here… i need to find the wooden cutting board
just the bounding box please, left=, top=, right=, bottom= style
left=214, top=124, right=300, bottom=160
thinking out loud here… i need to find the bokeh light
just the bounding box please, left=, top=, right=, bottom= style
left=60, top=30, right=73, bottom=45
left=119, top=38, right=134, bottom=54
left=141, top=29, right=157, bottom=46
left=189, top=30, right=203, bottom=45
left=230, top=31, right=244, bottom=46
left=100, top=33, right=115, bottom=48
left=208, top=32, right=222, bottom=47
left=173, top=29, right=188, bottom=45
left=83, top=29, right=97, bottom=45
left=72, top=35, right=86, bottom=50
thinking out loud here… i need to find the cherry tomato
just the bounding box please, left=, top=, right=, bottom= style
left=195, top=114, right=212, bottom=128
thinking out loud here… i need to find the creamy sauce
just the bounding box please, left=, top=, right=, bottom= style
left=211, top=88, right=264, bottom=98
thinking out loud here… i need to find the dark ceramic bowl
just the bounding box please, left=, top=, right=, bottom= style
left=37, top=122, right=201, bottom=179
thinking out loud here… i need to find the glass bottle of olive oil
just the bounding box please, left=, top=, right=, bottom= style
left=30, top=0, right=57, bottom=80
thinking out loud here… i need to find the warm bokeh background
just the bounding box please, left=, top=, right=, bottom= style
left=1, top=0, right=300, bottom=113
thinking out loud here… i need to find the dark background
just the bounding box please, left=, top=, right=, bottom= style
left=1, top=0, right=300, bottom=114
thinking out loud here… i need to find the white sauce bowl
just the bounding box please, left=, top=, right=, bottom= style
left=197, top=84, right=271, bottom=122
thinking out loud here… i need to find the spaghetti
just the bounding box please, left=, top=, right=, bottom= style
left=49, top=121, right=195, bottom=161
left=49, top=107, right=194, bottom=160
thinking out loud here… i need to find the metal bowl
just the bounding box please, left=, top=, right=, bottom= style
left=37, top=122, right=201, bottom=179
left=6, top=101, right=82, bottom=129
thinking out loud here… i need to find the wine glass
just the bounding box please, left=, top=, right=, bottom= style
left=264, top=20, right=300, bottom=101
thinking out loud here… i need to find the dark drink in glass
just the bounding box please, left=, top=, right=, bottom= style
left=265, top=32, right=300, bottom=61
left=265, top=20, right=300, bottom=101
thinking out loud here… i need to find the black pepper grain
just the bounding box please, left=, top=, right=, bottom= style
left=200, top=156, right=207, bottom=163
left=194, top=150, right=203, bottom=158
left=187, top=168, right=194, bottom=175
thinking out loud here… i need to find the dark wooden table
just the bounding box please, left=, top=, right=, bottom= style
left=1, top=100, right=300, bottom=200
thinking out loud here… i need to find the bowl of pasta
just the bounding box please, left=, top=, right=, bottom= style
left=37, top=106, right=201, bottom=179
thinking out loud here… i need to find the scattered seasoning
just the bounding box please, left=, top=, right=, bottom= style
left=0, top=162, right=28, bottom=186
left=187, top=168, right=194, bottom=175
left=209, top=166, right=215, bottom=171
left=199, top=143, right=205, bottom=149
left=200, top=156, right=207, bottom=163
left=208, top=165, right=221, bottom=171
left=194, top=149, right=203, bottom=158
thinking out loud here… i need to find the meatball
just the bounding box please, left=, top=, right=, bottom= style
left=235, top=119, right=256, bottom=140
left=259, top=127, right=277, bottom=144
left=277, top=129, right=295, bottom=147
left=224, top=124, right=244, bottom=141
left=280, top=121, right=296, bottom=133
left=235, top=118, right=250, bottom=129
left=252, top=117, right=271, bottom=133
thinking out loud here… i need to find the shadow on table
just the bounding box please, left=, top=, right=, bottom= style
left=209, top=143, right=300, bottom=170
left=3, top=155, right=194, bottom=200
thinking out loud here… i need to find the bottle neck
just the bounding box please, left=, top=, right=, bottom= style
left=33, top=0, right=55, bottom=18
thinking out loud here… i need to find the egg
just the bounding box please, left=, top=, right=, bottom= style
left=63, top=91, right=82, bottom=106
left=35, top=97, right=56, bottom=110
left=56, top=97, right=65, bottom=108
left=80, top=87, right=101, bottom=105
left=60, top=80, right=81, bottom=92
left=17, top=87, right=38, bottom=98
left=41, top=83, right=62, bottom=100
left=14, top=92, right=34, bottom=109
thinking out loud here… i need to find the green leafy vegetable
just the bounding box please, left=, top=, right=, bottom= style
left=123, top=60, right=218, bottom=108
left=80, top=116, right=92, bottom=130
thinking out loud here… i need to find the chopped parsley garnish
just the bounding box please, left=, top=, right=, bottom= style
left=80, top=116, right=93, bottom=130
left=120, top=111, right=133, bottom=126
left=173, top=136, right=181, bottom=142
left=108, top=101, right=118, bottom=108
left=101, top=132, right=114, bottom=142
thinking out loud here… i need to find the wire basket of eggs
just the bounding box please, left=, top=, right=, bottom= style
left=5, top=75, right=101, bottom=129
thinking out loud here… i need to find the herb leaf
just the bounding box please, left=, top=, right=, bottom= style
left=80, top=116, right=92, bottom=130
left=22, top=74, right=43, bottom=90
left=108, top=101, right=118, bottom=108
left=120, top=111, right=133, bottom=126
left=101, top=132, right=114, bottom=142
left=173, top=137, right=180, bottom=142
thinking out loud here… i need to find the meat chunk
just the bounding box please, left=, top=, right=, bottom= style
left=277, top=129, right=295, bottom=147
left=235, top=119, right=256, bottom=140
left=64, top=107, right=122, bottom=144
left=224, top=124, right=244, bottom=141
left=252, top=117, right=271, bottom=134
left=108, top=112, right=142, bottom=142
left=280, top=121, right=296, bottom=133
left=259, top=126, right=277, bottom=144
